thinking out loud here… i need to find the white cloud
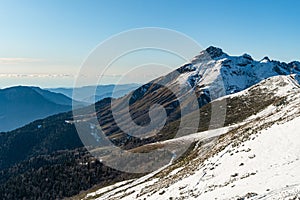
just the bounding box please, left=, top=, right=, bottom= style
left=0, top=73, right=74, bottom=78
left=0, top=58, right=43, bottom=65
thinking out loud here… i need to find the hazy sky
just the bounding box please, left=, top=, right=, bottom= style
left=0, top=0, right=300, bottom=88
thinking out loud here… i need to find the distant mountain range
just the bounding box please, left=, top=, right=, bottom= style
left=0, top=46, right=300, bottom=199
left=0, top=86, right=84, bottom=132
left=47, top=83, right=140, bottom=103
left=0, top=84, right=139, bottom=132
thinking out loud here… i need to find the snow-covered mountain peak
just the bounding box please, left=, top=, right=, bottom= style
left=260, top=56, right=271, bottom=63
left=205, top=46, right=227, bottom=59
left=174, top=47, right=300, bottom=98
left=191, top=46, right=228, bottom=64
left=242, top=53, right=253, bottom=61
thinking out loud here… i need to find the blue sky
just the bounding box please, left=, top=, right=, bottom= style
left=0, top=0, right=299, bottom=88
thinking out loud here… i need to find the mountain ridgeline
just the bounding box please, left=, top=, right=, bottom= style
left=77, top=46, right=300, bottom=150
left=0, top=86, right=85, bottom=132
left=0, top=46, right=300, bottom=199
left=47, top=83, right=140, bottom=104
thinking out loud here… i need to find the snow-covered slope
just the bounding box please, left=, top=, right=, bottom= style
left=174, top=46, right=300, bottom=98
left=72, top=46, right=300, bottom=155
left=83, top=75, right=300, bottom=200
left=126, top=46, right=300, bottom=118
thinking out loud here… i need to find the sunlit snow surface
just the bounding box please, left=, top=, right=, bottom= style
left=90, top=118, right=300, bottom=200
left=83, top=75, right=300, bottom=200
left=175, top=48, right=300, bottom=99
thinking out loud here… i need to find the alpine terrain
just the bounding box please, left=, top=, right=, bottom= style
left=79, top=46, right=300, bottom=199
left=0, top=46, right=299, bottom=199
left=84, top=75, right=300, bottom=200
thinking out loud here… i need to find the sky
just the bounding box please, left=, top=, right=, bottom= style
left=0, top=0, right=300, bottom=88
